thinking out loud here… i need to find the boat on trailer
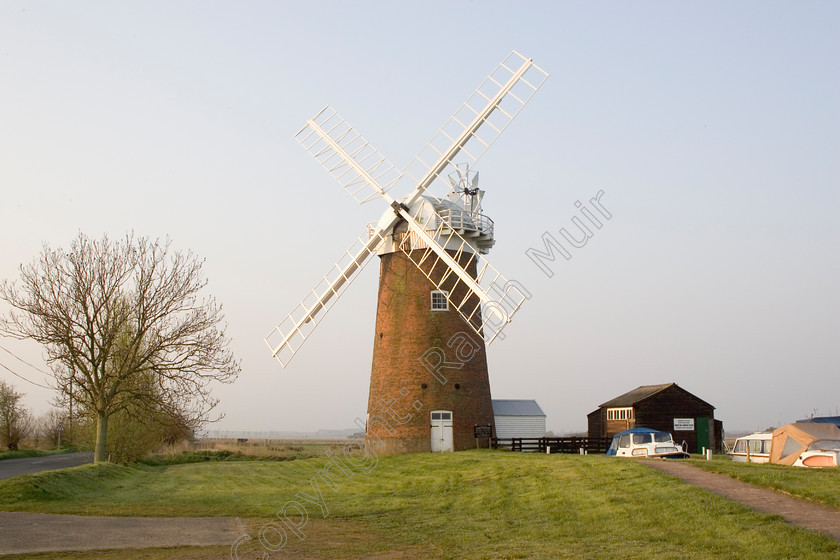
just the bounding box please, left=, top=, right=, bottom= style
left=606, top=427, right=689, bottom=459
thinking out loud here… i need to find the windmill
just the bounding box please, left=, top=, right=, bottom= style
left=266, top=51, right=548, bottom=454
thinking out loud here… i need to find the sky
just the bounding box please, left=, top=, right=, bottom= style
left=0, top=2, right=837, bottom=436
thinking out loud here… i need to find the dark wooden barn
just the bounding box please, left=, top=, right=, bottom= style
left=587, top=382, right=724, bottom=453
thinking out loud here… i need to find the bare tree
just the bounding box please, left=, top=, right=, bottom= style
left=0, top=381, right=34, bottom=450
left=0, top=232, right=240, bottom=462
left=36, top=408, right=67, bottom=448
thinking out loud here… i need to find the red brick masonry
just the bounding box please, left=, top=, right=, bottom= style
left=366, top=250, right=495, bottom=455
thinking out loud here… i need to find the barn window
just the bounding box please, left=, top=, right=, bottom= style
left=607, top=407, right=634, bottom=421
left=431, top=290, right=449, bottom=310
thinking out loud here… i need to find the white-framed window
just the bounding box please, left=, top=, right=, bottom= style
left=607, top=407, right=634, bottom=421
left=431, top=290, right=449, bottom=311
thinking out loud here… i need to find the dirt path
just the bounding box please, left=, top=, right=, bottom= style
left=645, top=460, right=840, bottom=541
left=0, top=511, right=245, bottom=555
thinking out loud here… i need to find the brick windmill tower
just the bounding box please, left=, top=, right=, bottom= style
left=266, top=52, right=548, bottom=454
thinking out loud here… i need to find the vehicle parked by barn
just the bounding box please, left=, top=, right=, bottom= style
left=606, top=427, right=689, bottom=459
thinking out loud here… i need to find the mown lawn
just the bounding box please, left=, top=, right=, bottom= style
left=1, top=451, right=839, bottom=559
left=692, top=457, right=840, bottom=508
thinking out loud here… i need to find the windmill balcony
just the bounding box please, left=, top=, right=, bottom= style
left=366, top=210, right=494, bottom=240
left=437, top=209, right=494, bottom=238
left=369, top=206, right=496, bottom=256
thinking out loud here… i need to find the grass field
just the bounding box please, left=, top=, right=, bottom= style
left=189, top=437, right=344, bottom=460
left=1, top=451, right=840, bottom=559
left=134, top=437, right=345, bottom=465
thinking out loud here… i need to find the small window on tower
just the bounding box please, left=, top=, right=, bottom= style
left=431, top=290, right=449, bottom=311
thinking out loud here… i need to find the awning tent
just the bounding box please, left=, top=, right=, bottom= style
left=769, top=422, right=840, bottom=466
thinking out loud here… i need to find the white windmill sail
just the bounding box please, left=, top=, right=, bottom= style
left=267, top=51, right=548, bottom=367
left=267, top=109, right=406, bottom=366
left=295, top=106, right=403, bottom=204
left=403, top=51, right=548, bottom=194
left=265, top=227, right=385, bottom=366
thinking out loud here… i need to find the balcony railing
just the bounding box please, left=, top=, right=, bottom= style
left=437, top=209, right=494, bottom=237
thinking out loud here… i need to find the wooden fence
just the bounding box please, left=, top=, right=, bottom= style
left=492, top=436, right=612, bottom=454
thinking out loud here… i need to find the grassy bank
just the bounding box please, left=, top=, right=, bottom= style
left=1, top=452, right=839, bottom=559
left=0, top=449, right=49, bottom=461
left=692, top=457, right=840, bottom=509
left=0, top=447, right=77, bottom=462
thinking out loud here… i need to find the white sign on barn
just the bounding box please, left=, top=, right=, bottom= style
left=674, top=418, right=695, bottom=431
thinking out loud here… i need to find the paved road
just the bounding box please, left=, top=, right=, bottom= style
left=0, top=512, right=245, bottom=555
left=0, top=451, right=248, bottom=556
left=0, top=451, right=93, bottom=480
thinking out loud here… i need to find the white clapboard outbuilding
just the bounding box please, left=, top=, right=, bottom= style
left=492, top=399, right=547, bottom=439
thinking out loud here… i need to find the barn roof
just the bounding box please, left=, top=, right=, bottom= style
left=492, top=399, right=545, bottom=417
left=598, top=383, right=682, bottom=408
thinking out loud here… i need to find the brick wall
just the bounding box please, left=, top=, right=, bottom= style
left=366, top=249, right=495, bottom=455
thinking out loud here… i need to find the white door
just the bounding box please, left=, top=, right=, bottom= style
left=430, top=411, right=453, bottom=452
